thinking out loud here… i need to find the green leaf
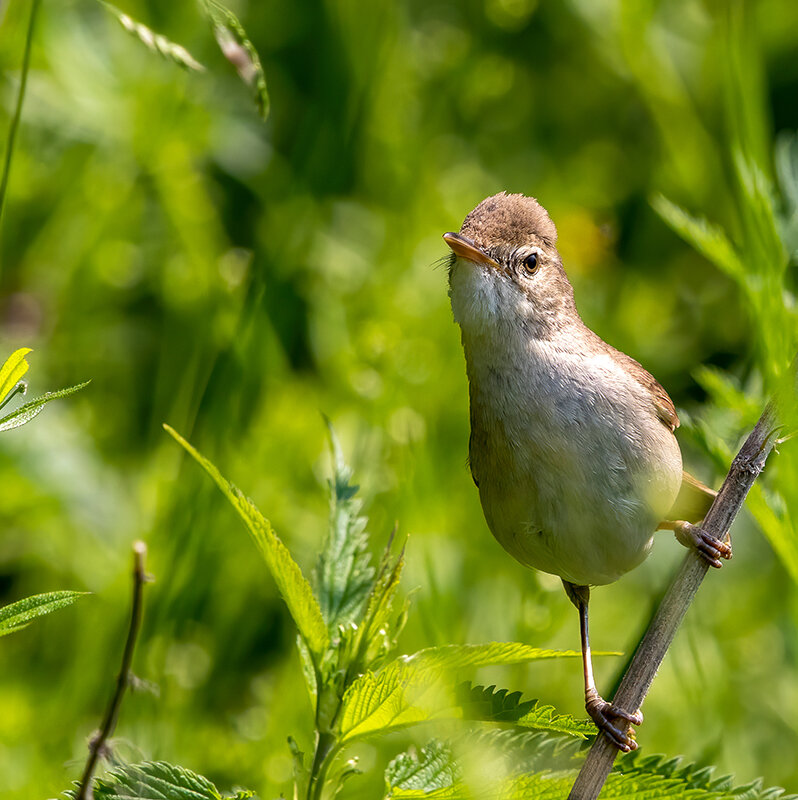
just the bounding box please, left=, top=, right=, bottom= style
left=0, top=347, right=31, bottom=405
left=353, top=533, right=407, bottom=673
left=386, top=741, right=461, bottom=794
left=401, top=642, right=588, bottom=671
left=314, top=420, right=376, bottom=632
left=385, top=749, right=798, bottom=799
left=339, top=643, right=586, bottom=741
left=67, top=760, right=253, bottom=799
left=0, top=591, right=85, bottom=637
left=201, top=0, right=269, bottom=121
left=456, top=683, right=594, bottom=738
left=163, top=425, right=329, bottom=659
left=651, top=194, right=745, bottom=281
left=99, top=2, right=205, bottom=71
left=0, top=381, right=90, bottom=433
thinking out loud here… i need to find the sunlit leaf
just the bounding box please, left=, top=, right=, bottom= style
left=0, top=347, right=31, bottom=406
left=66, top=760, right=253, bottom=799
left=386, top=740, right=460, bottom=794
left=163, top=424, right=329, bottom=659
left=456, top=683, right=594, bottom=737
left=0, top=381, right=89, bottom=433
left=0, top=591, right=85, bottom=637
left=353, top=532, right=406, bottom=672
left=388, top=767, right=798, bottom=799
left=339, top=644, right=587, bottom=741
left=314, top=419, right=375, bottom=632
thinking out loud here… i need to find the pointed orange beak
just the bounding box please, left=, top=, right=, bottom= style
left=443, top=232, right=500, bottom=269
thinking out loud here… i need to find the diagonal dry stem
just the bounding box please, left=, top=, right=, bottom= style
left=568, top=384, right=790, bottom=799
left=75, top=541, right=151, bottom=800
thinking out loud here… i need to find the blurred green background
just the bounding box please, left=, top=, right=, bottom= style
left=1, top=0, right=797, bottom=797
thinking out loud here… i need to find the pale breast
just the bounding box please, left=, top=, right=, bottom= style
left=466, top=336, right=683, bottom=586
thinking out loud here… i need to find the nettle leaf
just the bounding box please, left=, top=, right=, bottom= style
left=314, top=421, right=375, bottom=632
left=0, top=347, right=31, bottom=406
left=339, top=644, right=584, bottom=742
left=353, top=533, right=407, bottom=673
left=0, top=381, right=89, bottom=433
left=456, top=683, right=594, bottom=738
left=201, top=0, right=269, bottom=120
left=620, top=752, right=798, bottom=800
left=384, top=749, right=798, bottom=800
left=164, top=425, right=329, bottom=659
left=0, top=591, right=85, bottom=637
left=405, top=642, right=586, bottom=671
left=386, top=740, right=461, bottom=794
left=69, top=760, right=252, bottom=799
left=99, top=1, right=205, bottom=71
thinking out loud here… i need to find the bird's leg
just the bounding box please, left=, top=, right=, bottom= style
left=562, top=581, right=642, bottom=752
left=658, top=519, right=732, bottom=569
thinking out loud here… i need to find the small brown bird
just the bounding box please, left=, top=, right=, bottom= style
left=443, top=192, right=731, bottom=751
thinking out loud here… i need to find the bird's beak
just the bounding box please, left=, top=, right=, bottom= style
left=443, top=232, right=500, bottom=269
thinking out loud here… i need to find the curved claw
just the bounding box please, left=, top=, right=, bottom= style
left=666, top=520, right=732, bottom=569
left=585, top=690, right=642, bottom=752
left=694, top=527, right=732, bottom=568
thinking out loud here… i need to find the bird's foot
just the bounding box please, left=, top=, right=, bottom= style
left=670, top=520, right=732, bottom=568
left=585, top=689, right=642, bottom=752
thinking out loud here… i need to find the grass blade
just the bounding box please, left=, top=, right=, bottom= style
left=0, top=0, right=40, bottom=252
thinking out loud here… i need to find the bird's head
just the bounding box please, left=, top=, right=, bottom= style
left=444, top=192, right=577, bottom=339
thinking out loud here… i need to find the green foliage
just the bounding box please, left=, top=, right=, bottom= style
left=0, top=381, right=90, bottom=433
left=0, top=348, right=31, bottom=407
left=386, top=741, right=460, bottom=795
left=0, top=591, right=84, bottom=637
left=337, top=645, right=587, bottom=742
left=163, top=423, right=588, bottom=798
left=384, top=746, right=798, bottom=799
left=4, top=0, right=798, bottom=797
left=163, top=424, right=330, bottom=659
left=314, top=419, right=376, bottom=632
left=455, top=683, right=594, bottom=737
left=68, top=761, right=253, bottom=799
left=99, top=2, right=205, bottom=72
left=649, top=6, right=798, bottom=598
left=0, top=348, right=88, bottom=431
left=200, top=0, right=270, bottom=120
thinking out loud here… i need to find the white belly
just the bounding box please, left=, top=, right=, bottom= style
left=467, top=339, right=682, bottom=586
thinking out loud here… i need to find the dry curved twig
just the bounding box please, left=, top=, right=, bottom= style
left=568, top=371, right=793, bottom=799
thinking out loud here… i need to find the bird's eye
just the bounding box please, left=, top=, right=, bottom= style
left=522, top=252, right=539, bottom=275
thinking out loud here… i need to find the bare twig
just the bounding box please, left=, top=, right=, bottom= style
left=568, top=393, right=788, bottom=799
left=75, top=541, right=151, bottom=800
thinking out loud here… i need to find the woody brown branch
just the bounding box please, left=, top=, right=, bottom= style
left=568, top=388, right=788, bottom=800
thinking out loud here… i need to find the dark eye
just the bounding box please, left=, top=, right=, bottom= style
left=522, top=252, right=538, bottom=275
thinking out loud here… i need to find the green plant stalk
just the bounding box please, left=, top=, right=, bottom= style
left=308, top=731, right=338, bottom=800
left=0, top=0, right=40, bottom=255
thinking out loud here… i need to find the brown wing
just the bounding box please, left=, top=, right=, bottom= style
left=668, top=470, right=717, bottom=522
left=599, top=336, right=680, bottom=432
